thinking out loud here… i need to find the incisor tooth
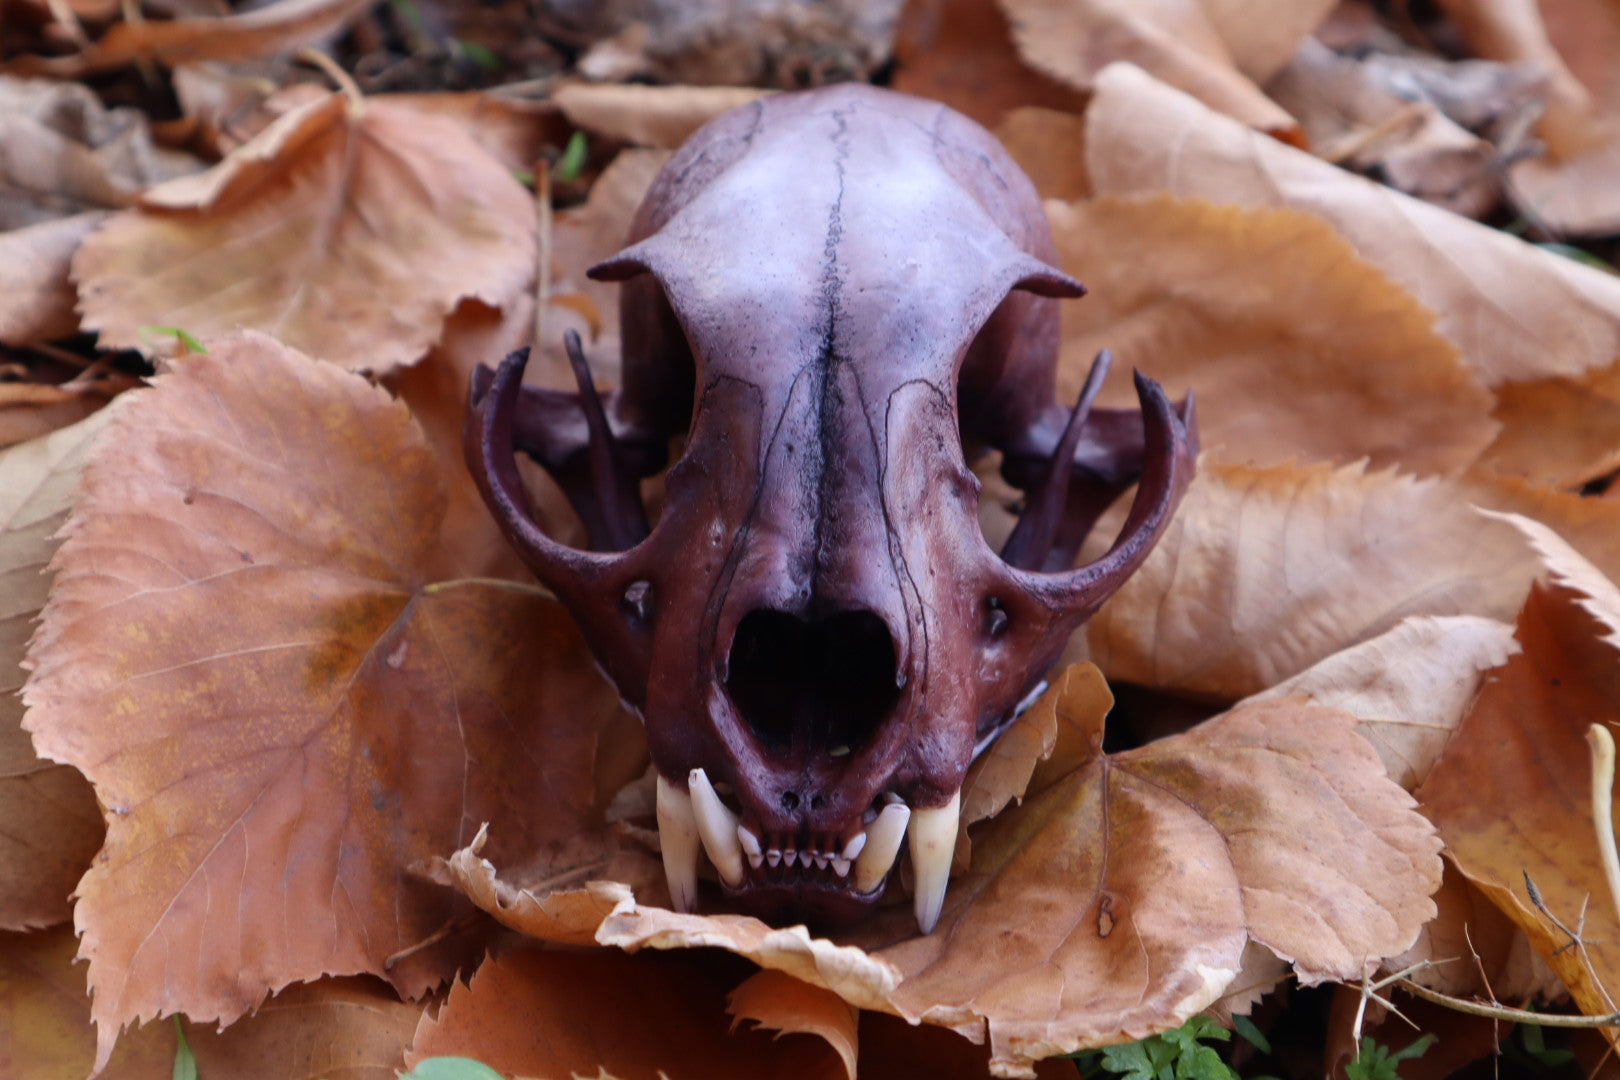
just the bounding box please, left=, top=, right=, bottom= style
left=852, top=801, right=910, bottom=893
left=656, top=774, right=701, bottom=913
left=766, top=849, right=782, bottom=867
left=688, top=768, right=745, bottom=887
left=841, top=833, right=867, bottom=860
left=909, top=789, right=961, bottom=934
left=737, top=824, right=762, bottom=857
left=831, top=857, right=851, bottom=877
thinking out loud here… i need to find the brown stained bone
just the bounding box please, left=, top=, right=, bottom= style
left=465, top=84, right=1197, bottom=930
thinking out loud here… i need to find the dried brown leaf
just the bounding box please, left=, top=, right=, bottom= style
left=1462, top=472, right=1620, bottom=587
left=889, top=0, right=1085, bottom=129
left=997, top=0, right=1303, bottom=137
left=1475, top=358, right=1620, bottom=490
left=1084, top=62, right=1620, bottom=387
left=729, top=970, right=859, bottom=1080
left=1245, top=615, right=1518, bottom=791
left=1199, top=0, right=1338, bottom=82
left=1084, top=460, right=1539, bottom=700
left=553, top=83, right=773, bottom=149
left=408, top=949, right=847, bottom=1080
left=21, top=334, right=633, bottom=1068
left=0, top=410, right=111, bottom=930
left=74, top=92, right=536, bottom=371
left=1049, top=194, right=1496, bottom=474
left=1388, top=865, right=1562, bottom=1001
left=377, top=91, right=570, bottom=175
left=1416, top=582, right=1620, bottom=1028
left=0, top=212, right=105, bottom=345
left=993, top=107, right=1090, bottom=201
left=1483, top=509, right=1620, bottom=646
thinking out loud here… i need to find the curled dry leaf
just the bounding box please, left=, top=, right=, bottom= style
left=1199, top=0, right=1338, bottom=82
left=1246, top=615, right=1518, bottom=791
left=1084, top=460, right=1539, bottom=700
left=1462, top=472, right=1620, bottom=590
left=0, top=410, right=111, bottom=930
left=553, top=82, right=774, bottom=149
left=1388, top=865, right=1563, bottom=1002
left=729, top=969, right=859, bottom=1080
left=1475, top=359, right=1620, bottom=489
left=1084, top=62, right=1620, bottom=387
left=1048, top=194, right=1496, bottom=474
left=1415, top=582, right=1620, bottom=1032
left=12, top=0, right=375, bottom=77
left=442, top=665, right=1440, bottom=1079
left=0, top=213, right=106, bottom=346
left=21, top=334, right=637, bottom=1069
left=74, top=92, right=536, bottom=372
left=0, top=924, right=420, bottom=1080
left=408, top=949, right=848, bottom=1080
left=997, top=0, right=1303, bottom=138
left=1481, top=508, right=1620, bottom=646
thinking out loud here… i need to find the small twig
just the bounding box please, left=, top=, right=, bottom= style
left=1524, top=870, right=1597, bottom=955
left=383, top=911, right=481, bottom=969
left=1588, top=725, right=1620, bottom=932
left=42, top=0, right=90, bottom=48
left=296, top=47, right=366, bottom=113
left=532, top=156, right=552, bottom=352
left=1397, top=978, right=1620, bottom=1029
left=421, top=577, right=553, bottom=599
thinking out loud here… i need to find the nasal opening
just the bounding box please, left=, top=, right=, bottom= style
left=726, top=608, right=901, bottom=758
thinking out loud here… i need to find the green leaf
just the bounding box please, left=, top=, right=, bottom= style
left=402, top=1058, right=507, bottom=1080
left=556, top=131, right=588, bottom=182
left=137, top=325, right=207, bottom=354
left=1232, top=1014, right=1271, bottom=1054
left=1345, top=1034, right=1436, bottom=1080
left=172, top=1017, right=198, bottom=1080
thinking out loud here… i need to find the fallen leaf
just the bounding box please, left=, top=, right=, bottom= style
left=997, top=0, right=1303, bottom=138
left=408, top=948, right=847, bottom=1080
left=1462, top=472, right=1620, bottom=587
left=0, top=391, right=104, bottom=449
left=1245, top=615, right=1518, bottom=790
left=0, top=212, right=106, bottom=345
left=1084, top=460, right=1539, bottom=700
left=1416, top=582, right=1620, bottom=1033
left=1048, top=194, right=1497, bottom=474
left=1387, top=865, right=1562, bottom=1001
left=553, top=82, right=773, bottom=149
left=1475, top=359, right=1620, bottom=488
left=1482, top=508, right=1620, bottom=646
left=0, top=411, right=110, bottom=932
left=1083, top=62, right=1620, bottom=387
left=1199, top=0, right=1338, bottom=83
left=21, top=334, right=633, bottom=1068
left=993, top=107, right=1090, bottom=201
left=889, top=0, right=1086, bottom=128
left=728, top=969, right=859, bottom=1080
left=0, top=925, right=421, bottom=1080
left=378, top=91, right=571, bottom=175
left=74, top=91, right=536, bottom=371
left=0, top=75, right=200, bottom=229
left=11, top=0, right=376, bottom=76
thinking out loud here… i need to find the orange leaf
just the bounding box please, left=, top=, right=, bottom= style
left=1416, top=581, right=1620, bottom=1028
left=74, top=92, right=536, bottom=371
left=1084, top=461, right=1539, bottom=700
left=0, top=213, right=106, bottom=346
left=1083, top=62, right=1620, bottom=388
left=21, top=334, right=635, bottom=1068
left=552, top=83, right=772, bottom=149
left=1049, top=194, right=1497, bottom=475
left=728, top=969, right=859, bottom=1080
left=0, top=410, right=111, bottom=930
left=408, top=949, right=848, bottom=1080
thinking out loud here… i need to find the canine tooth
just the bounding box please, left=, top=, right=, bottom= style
left=909, top=790, right=962, bottom=934
left=656, top=774, right=701, bottom=913
left=841, top=834, right=867, bottom=860
left=852, top=802, right=910, bottom=893
left=737, top=824, right=762, bottom=857
left=832, top=857, right=851, bottom=877
left=688, top=768, right=745, bottom=887
left=767, top=849, right=782, bottom=867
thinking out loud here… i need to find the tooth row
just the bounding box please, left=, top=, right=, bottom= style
left=657, top=769, right=963, bottom=934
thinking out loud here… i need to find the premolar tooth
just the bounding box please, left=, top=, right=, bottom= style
left=852, top=802, right=910, bottom=893
left=909, top=789, right=962, bottom=934
left=656, top=774, right=701, bottom=913
left=688, top=769, right=745, bottom=887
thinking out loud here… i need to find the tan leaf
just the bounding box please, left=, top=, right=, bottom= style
left=1387, top=864, right=1562, bottom=1002
left=960, top=662, right=1102, bottom=831
left=1475, top=358, right=1620, bottom=489
left=997, top=0, right=1303, bottom=138
left=1416, top=583, right=1620, bottom=1028
left=74, top=92, right=536, bottom=371
left=1245, top=615, right=1518, bottom=791
left=1048, top=194, right=1496, bottom=475
left=1083, top=62, right=1620, bottom=387
left=1199, top=0, right=1338, bottom=82
left=889, top=0, right=1086, bottom=129
left=1462, top=471, right=1620, bottom=587
left=0, top=75, right=201, bottom=229
left=0, top=213, right=105, bottom=345
left=1085, top=460, right=1539, bottom=700
left=553, top=83, right=774, bottom=149
left=408, top=949, right=848, bottom=1080
left=377, top=91, right=570, bottom=175
left=993, top=107, right=1090, bottom=201
left=729, top=970, right=859, bottom=1080
left=16, top=0, right=376, bottom=76
left=1482, top=508, right=1620, bottom=647
left=21, top=334, right=632, bottom=1068
left=0, top=392, right=104, bottom=449
left=0, top=410, right=110, bottom=930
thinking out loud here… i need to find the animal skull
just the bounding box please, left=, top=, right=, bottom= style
left=465, top=85, right=1196, bottom=933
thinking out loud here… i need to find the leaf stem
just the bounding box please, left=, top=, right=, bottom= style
left=296, top=46, right=366, bottom=114
left=1589, top=724, right=1620, bottom=932
left=422, top=577, right=553, bottom=599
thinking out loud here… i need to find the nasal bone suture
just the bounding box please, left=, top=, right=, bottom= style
left=656, top=767, right=964, bottom=934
